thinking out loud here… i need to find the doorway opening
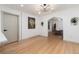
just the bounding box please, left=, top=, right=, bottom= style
left=48, top=17, right=63, bottom=40
left=1, top=11, right=19, bottom=44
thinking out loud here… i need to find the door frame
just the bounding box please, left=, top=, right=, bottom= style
left=48, top=17, right=63, bottom=39
left=1, top=11, right=19, bottom=42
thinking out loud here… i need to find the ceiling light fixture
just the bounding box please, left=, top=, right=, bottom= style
left=20, top=4, right=24, bottom=7
left=38, top=12, right=41, bottom=14
left=36, top=4, right=55, bottom=14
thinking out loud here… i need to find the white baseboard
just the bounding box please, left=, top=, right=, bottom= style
left=63, top=39, right=79, bottom=44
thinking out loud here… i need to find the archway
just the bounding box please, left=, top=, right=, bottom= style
left=48, top=17, right=63, bottom=39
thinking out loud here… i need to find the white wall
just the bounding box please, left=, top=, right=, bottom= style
left=41, top=7, right=79, bottom=43
left=40, top=17, right=48, bottom=37
left=48, top=20, right=53, bottom=32
left=21, top=13, right=41, bottom=39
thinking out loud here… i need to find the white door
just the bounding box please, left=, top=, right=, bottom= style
left=3, top=13, right=18, bottom=43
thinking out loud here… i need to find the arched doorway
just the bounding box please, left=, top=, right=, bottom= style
left=48, top=17, right=63, bottom=39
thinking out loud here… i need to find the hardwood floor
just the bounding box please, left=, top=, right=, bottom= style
left=0, top=32, right=79, bottom=54
left=64, top=41, right=79, bottom=54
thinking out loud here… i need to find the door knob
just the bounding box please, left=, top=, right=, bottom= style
left=4, top=29, right=7, bottom=31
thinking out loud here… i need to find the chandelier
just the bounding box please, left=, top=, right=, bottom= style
left=36, top=4, right=54, bottom=14
left=40, top=4, right=50, bottom=12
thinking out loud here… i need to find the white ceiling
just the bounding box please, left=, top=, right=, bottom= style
left=1, top=4, right=79, bottom=15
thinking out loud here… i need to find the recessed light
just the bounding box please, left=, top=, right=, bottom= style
left=38, top=12, right=41, bottom=14
left=51, top=8, right=54, bottom=10
left=20, top=4, right=24, bottom=7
